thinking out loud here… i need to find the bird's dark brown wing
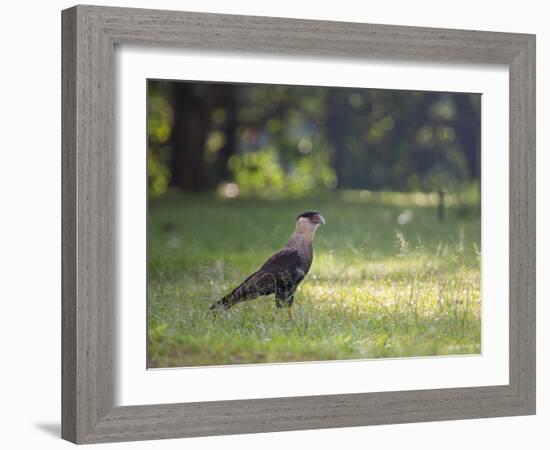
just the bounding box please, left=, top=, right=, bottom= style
left=259, top=247, right=301, bottom=274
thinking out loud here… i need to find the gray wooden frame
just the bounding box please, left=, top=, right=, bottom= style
left=61, top=4, right=536, bottom=444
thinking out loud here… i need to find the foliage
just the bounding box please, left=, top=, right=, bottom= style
left=147, top=82, right=173, bottom=197
left=147, top=82, right=481, bottom=199
left=147, top=193, right=481, bottom=367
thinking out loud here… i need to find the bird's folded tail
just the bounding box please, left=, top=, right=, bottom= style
left=209, top=272, right=262, bottom=311
left=210, top=295, right=232, bottom=311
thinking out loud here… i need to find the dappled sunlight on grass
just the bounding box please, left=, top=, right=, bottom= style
left=147, top=193, right=480, bottom=367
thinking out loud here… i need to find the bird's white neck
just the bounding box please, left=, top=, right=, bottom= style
left=291, top=218, right=319, bottom=243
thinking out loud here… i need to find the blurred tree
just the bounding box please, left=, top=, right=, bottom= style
left=326, top=89, right=348, bottom=188
left=169, top=83, right=237, bottom=191
left=453, top=94, right=481, bottom=179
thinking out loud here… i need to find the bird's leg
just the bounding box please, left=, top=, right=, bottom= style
left=286, top=294, right=295, bottom=320
left=275, top=293, right=294, bottom=319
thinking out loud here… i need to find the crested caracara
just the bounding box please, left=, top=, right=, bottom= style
left=210, top=211, right=325, bottom=312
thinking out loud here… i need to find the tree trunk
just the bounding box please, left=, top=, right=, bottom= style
left=169, top=84, right=211, bottom=191
left=326, top=90, right=348, bottom=189
left=454, top=95, right=481, bottom=180
left=215, top=86, right=238, bottom=182
left=438, top=189, right=445, bottom=222
left=169, top=84, right=239, bottom=191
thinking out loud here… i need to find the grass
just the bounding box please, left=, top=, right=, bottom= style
left=147, top=191, right=481, bottom=368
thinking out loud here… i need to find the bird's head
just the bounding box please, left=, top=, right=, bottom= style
left=294, top=211, right=326, bottom=239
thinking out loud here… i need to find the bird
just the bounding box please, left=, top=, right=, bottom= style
left=210, top=211, right=325, bottom=313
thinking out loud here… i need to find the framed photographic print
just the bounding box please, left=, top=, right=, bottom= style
left=61, top=4, right=536, bottom=444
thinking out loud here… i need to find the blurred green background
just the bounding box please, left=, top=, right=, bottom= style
left=148, top=81, right=480, bottom=200
left=147, top=80, right=481, bottom=368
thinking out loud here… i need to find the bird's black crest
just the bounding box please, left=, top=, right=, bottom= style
left=297, top=211, right=320, bottom=220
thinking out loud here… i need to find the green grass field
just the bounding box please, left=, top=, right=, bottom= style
left=147, top=191, right=481, bottom=368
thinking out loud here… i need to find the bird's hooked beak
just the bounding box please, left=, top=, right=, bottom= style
left=316, top=214, right=326, bottom=226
